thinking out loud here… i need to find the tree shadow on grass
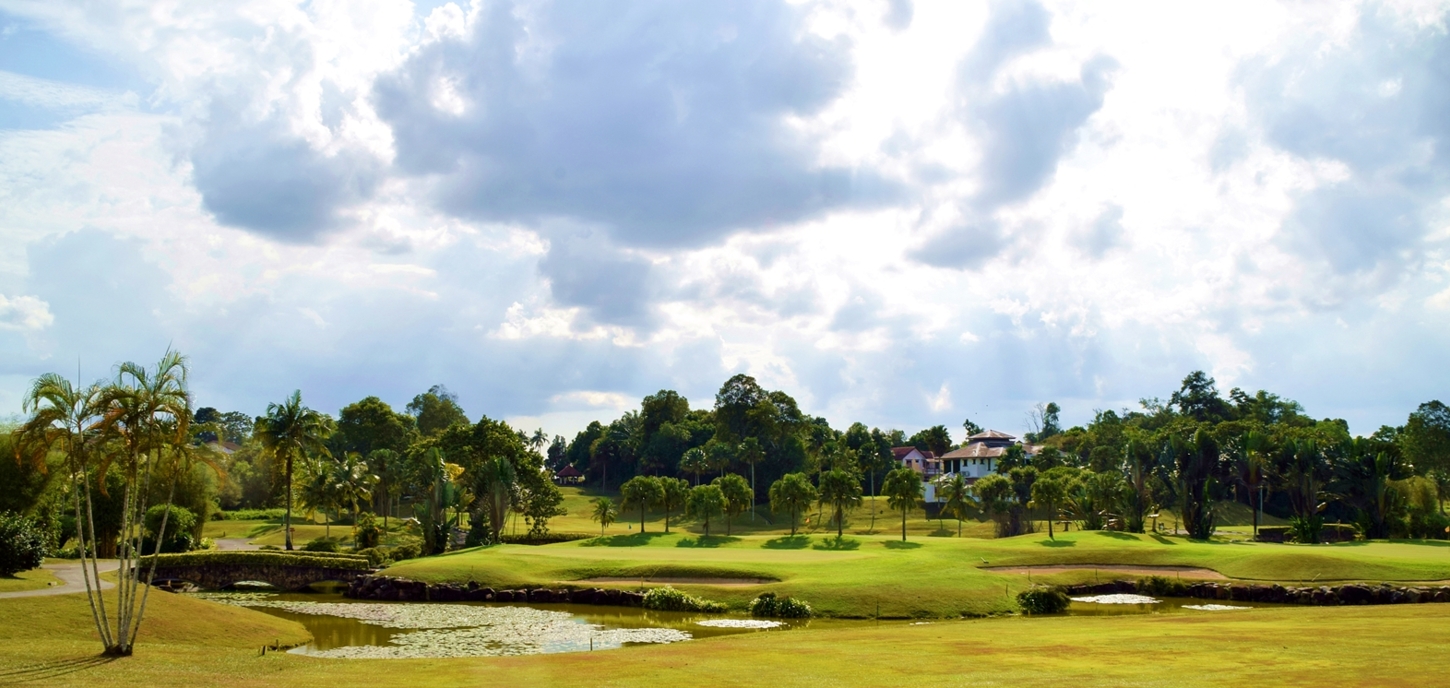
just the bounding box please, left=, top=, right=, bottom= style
left=1038, top=538, right=1076, bottom=547
left=1095, top=531, right=1140, bottom=541
left=762, top=535, right=810, bottom=549
left=676, top=536, right=740, bottom=548
left=580, top=532, right=669, bottom=547
left=0, top=655, right=116, bottom=683
left=883, top=540, right=922, bottom=550
left=1149, top=534, right=1178, bottom=545
left=812, top=536, right=861, bottom=551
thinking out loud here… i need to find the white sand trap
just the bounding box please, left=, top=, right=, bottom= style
left=1071, top=594, right=1161, bottom=605
left=1184, top=604, right=1250, bottom=611
left=984, top=564, right=1228, bottom=580
left=575, top=577, right=776, bottom=587
left=695, top=619, right=783, bottom=629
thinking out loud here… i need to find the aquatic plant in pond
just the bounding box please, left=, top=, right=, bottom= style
left=696, top=619, right=783, bottom=629
left=1070, top=594, right=1161, bottom=605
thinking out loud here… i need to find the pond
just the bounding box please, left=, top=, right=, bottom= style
left=1067, top=594, right=1281, bottom=616
left=193, top=592, right=819, bottom=659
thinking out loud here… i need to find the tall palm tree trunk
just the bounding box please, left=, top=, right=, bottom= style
left=900, top=506, right=907, bottom=541
left=285, top=454, right=295, bottom=551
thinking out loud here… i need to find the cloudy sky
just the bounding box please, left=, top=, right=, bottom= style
left=1, top=0, right=1448, bottom=440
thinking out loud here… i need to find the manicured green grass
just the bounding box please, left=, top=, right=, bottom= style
left=383, top=529, right=1450, bottom=618
left=202, top=516, right=413, bottom=548
left=2, top=589, right=1447, bottom=686
left=0, top=567, right=60, bottom=593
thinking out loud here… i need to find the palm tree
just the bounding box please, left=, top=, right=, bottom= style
left=1031, top=476, right=1069, bottom=540
left=333, top=453, right=379, bottom=543
left=687, top=484, right=725, bottom=537
left=817, top=469, right=863, bottom=538
left=882, top=467, right=922, bottom=541
left=737, top=438, right=764, bottom=522
left=937, top=472, right=974, bottom=537
left=714, top=473, right=751, bottom=536
left=1238, top=431, right=1270, bottom=539
left=256, top=390, right=333, bottom=551
left=590, top=497, right=618, bottom=536
left=298, top=459, right=340, bottom=539
left=658, top=477, right=689, bottom=533
left=680, top=447, right=708, bottom=486
left=769, top=473, right=818, bottom=536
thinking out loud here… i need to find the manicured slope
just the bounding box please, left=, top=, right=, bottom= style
left=1, top=591, right=1446, bottom=687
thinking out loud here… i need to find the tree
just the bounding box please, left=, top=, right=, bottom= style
left=714, top=473, right=751, bottom=536
left=520, top=480, right=567, bottom=538
left=1235, top=432, right=1270, bottom=538
left=680, top=447, right=708, bottom=486
left=0, top=512, right=48, bottom=576
left=590, top=497, right=618, bottom=536
left=256, top=390, right=334, bottom=551
left=369, top=448, right=402, bottom=528
left=937, top=472, right=974, bottom=537
left=1026, top=402, right=1062, bottom=443
left=332, top=452, right=379, bottom=543
left=1030, top=476, right=1069, bottom=540
left=1122, top=439, right=1155, bottom=534
left=1172, top=429, right=1221, bottom=540
left=817, top=469, right=863, bottom=538
left=1402, top=401, right=1450, bottom=513
left=1279, top=438, right=1329, bottom=543
left=473, top=455, right=516, bottom=545
left=769, top=473, right=818, bottom=536
left=909, top=425, right=952, bottom=456
left=407, top=385, right=469, bottom=437
left=737, top=437, right=764, bottom=521
left=714, top=374, right=767, bottom=442
left=882, top=467, right=922, bottom=541
left=962, top=417, right=984, bottom=437
left=298, top=458, right=341, bottom=539
left=686, top=484, right=725, bottom=537
left=1171, top=371, right=1231, bottom=422
left=658, top=477, right=689, bottom=533
left=1336, top=437, right=1410, bottom=540
left=620, top=475, right=664, bottom=533
left=973, top=473, right=1014, bottom=537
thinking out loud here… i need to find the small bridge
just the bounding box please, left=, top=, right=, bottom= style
left=142, top=552, right=372, bottom=592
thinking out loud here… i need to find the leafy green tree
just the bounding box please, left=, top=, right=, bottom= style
left=882, top=467, right=922, bottom=541
left=590, top=497, right=618, bottom=536
left=473, top=455, right=516, bottom=545
left=686, top=484, right=726, bottom=537
left=406, top=385, right=469, bottom=437
left=1171, top=371, right=1231, bottom=422
left=714, top=374, right=767, bottom=442
left=1402, top=401, right=1450, bottom=513
left=817, top=469, right=863, bottom=538
left=333, top=452, right=379, bottom=542
left=1030, top=476, right=1069, bottom=540
left=1234, top=432, right=1270, bottom=538
left=658, top=477, right=689, bottom=533
left=937, top=472, right=974, bottom=537
left=0, top=512, right=49, bottom=575
left=962, top=417, right=984, bottom=437
left=1335, top=437, right=1410, bottom=539
left=909, top=425, right=952, bottom=456
left=769, top=473, right=818, bottom=536
left=620, top=475, right=664, bottom=533
left=973, top=473, right=1014, bottom=537
left=369, top=448, right=402, bottom=528
left=1278, top=437, right=1329, bottom=543
left=1026, top=402, right=1061, bottom=443
left=1171, top=429, right=1221, bottom=540
left=714, top=473, right=751, bottom=535
left=521, top=479, right=566, bottom=538
left=333, top=396, right=412, bottom=459
left=256, top=390, right=334, bottom=551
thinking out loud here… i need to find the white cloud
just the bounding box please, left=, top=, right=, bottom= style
left=0, top=294, right=52, bottom=331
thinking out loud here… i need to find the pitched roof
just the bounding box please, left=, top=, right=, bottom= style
left=941, top=443, right=1007, bottom=459
left=967, top=429, right=1016, bottom=441
left=556, top=465, right=582, bottom=478
left=891, top=446, right=919, bottom=459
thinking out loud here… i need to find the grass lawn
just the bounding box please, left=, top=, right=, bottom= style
left=202, top=516, right=414, bottom=549
left=1, top=589, right=1446, bottom=686
left=0, top=567, right=61, bottom=593
left=383, top=529, right=1450, bottom=618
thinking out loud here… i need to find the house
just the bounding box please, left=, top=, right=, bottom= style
left=892, top=446, right=942, bottom=479
left=938, top=430, right=1038, bottom=482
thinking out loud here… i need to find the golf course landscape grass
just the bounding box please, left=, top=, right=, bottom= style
left=2, top=587, right=1447, bottom=686
left=0, top=566, right=61, bottom=594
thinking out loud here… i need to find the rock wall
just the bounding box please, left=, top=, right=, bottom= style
left=1062, top=579, right=1450, bottom=605
left=345, top=575, right=646, bottom=607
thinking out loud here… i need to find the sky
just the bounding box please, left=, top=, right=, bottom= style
left=1, top=0, right=1448, bottom=443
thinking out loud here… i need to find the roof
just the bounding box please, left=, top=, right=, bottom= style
left=941, top=443, right=1007, bottom=459
left=967, top=430, right=1016, bottom=441
left=891, top=446, right=920, bottom=459
left=556, top=465, right=582, bottom=478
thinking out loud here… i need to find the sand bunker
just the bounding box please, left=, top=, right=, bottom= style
left=574, top=577, right=776, bottom=587
left=983, top=564, right=1228, bottom=580
left=1183, top=604, right=1250, bottom=611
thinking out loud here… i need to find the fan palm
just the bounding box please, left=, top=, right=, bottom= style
left=882, top=467, right=921, bottom=541
left=937, top=472, right=974, bottom=537
left=256, top=390, right=333, bottom=550
left=817, top=469, right=863, bottom=538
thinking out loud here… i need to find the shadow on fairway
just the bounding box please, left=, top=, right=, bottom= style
left=1150, top=534, right=1178, bottom=545
left=883, top=540, right=922, bottom=550
left=763, top=535, right=811, bottom=549
left=0, top=655, right=116, bottom=683
left=676, top=536, right=741, bottom=548
left=580, top=532, right=669, bottom=547
left=1038, top=538, right=1075, bottom=547
left=813, top=537, right=861, bottom=551
left=1096, top=531, right=1139, bottom=541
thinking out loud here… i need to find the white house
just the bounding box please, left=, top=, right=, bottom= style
left=938, top=430, right=1037, bottom=481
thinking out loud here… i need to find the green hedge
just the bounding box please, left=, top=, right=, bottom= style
left=642, top=586, right=726, bottom=613
left=140, top=550, right=371, bottom=570
left=212, top=509, right=286, bottom=521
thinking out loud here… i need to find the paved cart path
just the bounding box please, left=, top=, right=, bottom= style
left=0, top=561, right=119, bottom=599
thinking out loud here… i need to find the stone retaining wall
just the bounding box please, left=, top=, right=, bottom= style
left=345, top=575, right=646, bottom=607
left=1062, top=579, right=1450, bottom=605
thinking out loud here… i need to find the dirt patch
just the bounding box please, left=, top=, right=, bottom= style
left=573, top=577, right=776, bottom=587
left=982, top=564, right=1229, bottom=580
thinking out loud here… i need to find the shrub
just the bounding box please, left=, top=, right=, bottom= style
left=212, top=508, right=286, bottom=521
left=304, top=537, right=340, bottom=553
left=1137, top=576, right=1188, bottom=597
left=1408, top=510, right=1450, bottom=540
left=355, top=512, right=382, bottom=549
left=642, top=586, right=727, bottom=613
left=1016, top=586, right=1070, bottom=615
left=0, top=512, right=48, bottom=576
left=500, top=532, right=591, bottom=546
left=389, top=541, right=422, bottom=562
left=353, top=547, right=389, bottom=567
left=749, top=592, right=812, bottom=618
left=138, top=551, right=370, bottom=570
left=142, top=504, right=198, bottom=553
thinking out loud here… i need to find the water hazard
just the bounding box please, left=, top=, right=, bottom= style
left=193, top=592, right=805, bottom=659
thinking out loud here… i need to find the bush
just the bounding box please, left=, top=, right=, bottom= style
left=1016, top=586, right=1070, bottom=615
left=1137, top=576, right=1189, bottom=598
left=139, top=550, right=370, bottom=570
left=304, top=537, right=340, bottom=552
left=1407, top=510, right=1450, bottom=540
left=353, top=547, right=389, bottom=567
left=749, top=592, right=812, bottom=618
left=212, top=508, right=286, bottom=521
left=642, top=586, right=727, bottom=613
left=500, top=532, right=591, bottom=546
left=355, top=512, right=382, bottom=550
left=0, top=512, right=48, bottom=576
left=389, top=541, right=422, bottom=562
